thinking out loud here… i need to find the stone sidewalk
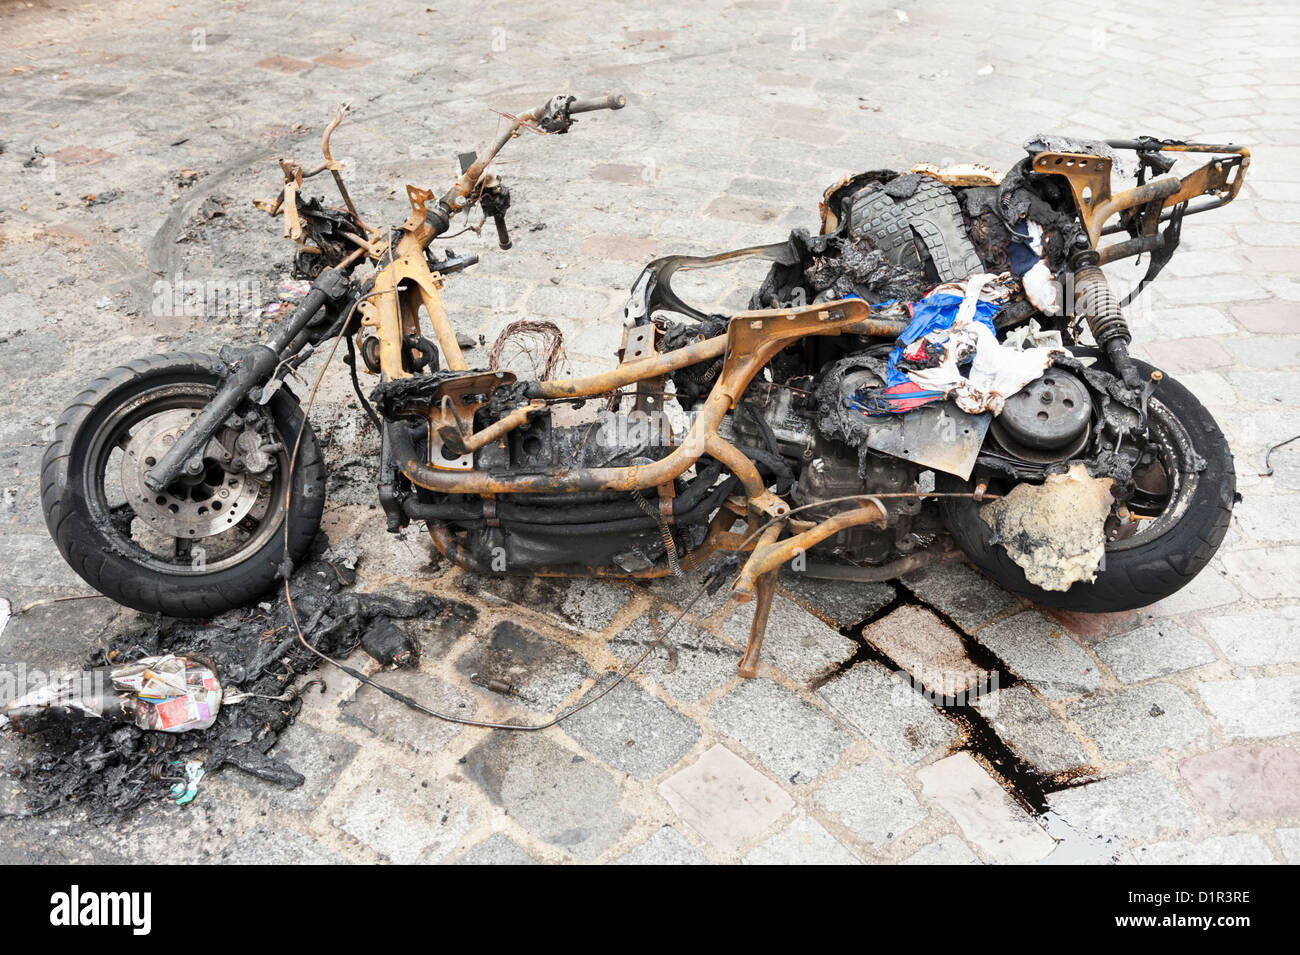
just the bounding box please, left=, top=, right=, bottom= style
left=1, top=0, right=1297, bottom=863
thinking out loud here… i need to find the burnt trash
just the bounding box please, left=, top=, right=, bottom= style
left=0, top=654, right=222, bottom=735
left=360, top=618, right=420, bottom=668
left=0, top=537, right=447, bottom=821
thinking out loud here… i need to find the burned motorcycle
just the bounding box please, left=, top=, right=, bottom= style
left=41, top=93, right=1248, bottom=676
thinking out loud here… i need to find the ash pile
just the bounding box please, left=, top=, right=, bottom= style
left=1, top=538, right=441, bottom=822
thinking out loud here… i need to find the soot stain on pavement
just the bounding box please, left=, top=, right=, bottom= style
left=825, top=581, right=1094, bottom=815
left=1, top=536, right=455, bottom=822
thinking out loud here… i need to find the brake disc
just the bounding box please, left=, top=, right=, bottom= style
left=119, top=408, right=263, bottom=540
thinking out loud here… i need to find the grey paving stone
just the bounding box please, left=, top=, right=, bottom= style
left=814, top=758, right=927, bottom=849
left=901, top=561, right=1018, bottom=633
left=916, top=753, right=1055, bottom=863
left=975, top=611, right=1103, bottom=700
left=557, top=579, right=634, bottom=633
left=462, top=732, right=632, bottom=861
left=331, top=764, right=477, bottom=864
left=454, top=620, right=591, bottom=713
left=779, top=572, right=896, bottom=628
left=1045, top=769, right=1199, bottom=842
left=220, top=825, right=351, bottom=865
left=609, top=611, right=740, bottom=703
left=2, top=0, right=1296, bottom=869
left=409, top=598, right=480, bottom=659
left=709, top=678, right=851, bottom=785
left=231, top=723, right=359, bottom=811
left=340, top=668, right=475, bottom=754
left=1128, top=833, right=1276, bottom=865
left=902, top=835, right=981, bottom=865
left=722, top=594, right=857, bottom=684
left=1201, top=606, right=1300, bottom=666
left=457, top=575, right=629, bottom=635
left=455, top=833, right=539, bottom=865
left=743, top=815, right=861, bottom=865
left=1094, top=621, right=1218, bottom=683
left=0, top=595, right=135, bottom=671
left=1199, top=675, right=1300, bottom=739
left=614, top=826, right=709, bottom=865
left=817, top=661, right=962, bottom=764
left=634, top=562, right=737, bottom=617
left=561, top=679, right=700, bottom=779
left=1067, top=684, right=1212, bottom=761
left=1277, top=828, right=1300, bottom=864
left=974, top=686, right=1090, bottom=775
left=1149, top=563, right=1242, bottom=612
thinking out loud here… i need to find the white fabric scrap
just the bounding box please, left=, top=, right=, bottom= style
left=901, top=274, right=1065, bottom=416
left=1019, top=221, right=1061, bottom=316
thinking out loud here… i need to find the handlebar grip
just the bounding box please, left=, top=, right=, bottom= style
left=569, top=93, right=626, bottom=114
left=492, top=213, right=512, bottom=250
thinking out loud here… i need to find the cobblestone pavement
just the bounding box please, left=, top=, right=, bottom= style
left=2, top=0, right=1298, bottom=864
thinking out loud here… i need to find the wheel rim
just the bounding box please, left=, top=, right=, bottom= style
left=82, top=381, right=290, bottom=575
left=1104, top=395, right=1200, bottom=552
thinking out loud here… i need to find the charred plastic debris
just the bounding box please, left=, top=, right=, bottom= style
left=0, top=542, right=452, bottom=820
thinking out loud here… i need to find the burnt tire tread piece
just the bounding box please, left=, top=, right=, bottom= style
left=847, top=187, right=923, bottom=272
left=895, top=178, right=985, bottom=283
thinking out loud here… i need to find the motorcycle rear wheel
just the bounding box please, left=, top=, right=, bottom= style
left=41, top=353, right=326, bottom=618
left=938, top=360, right=1235, bottom=613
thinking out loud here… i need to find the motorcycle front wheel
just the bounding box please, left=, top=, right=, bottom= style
left=41, top=353, right=326, bottom=618
left=938, top=359, right=1235, bottom=613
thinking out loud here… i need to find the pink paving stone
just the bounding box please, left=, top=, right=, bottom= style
left=255, top=55, right=313, bottom=73
left=861, top=604, right=984, bottom=697
left=45, top=145, right=114, bottom=165
left=580, top=234, right=658, bottom=262
left=1237, top=248, right=1299, bottom=274
left=1142, top=336, right=1234, bottom=373
left=314, top=51, right=372, bottom=69
left=1180, top=745, right=1300, bottom=820
left=591, top=163, right=646, bottom=184
left=704, top=196, right=783, bottom=223
left=1219, top=547, right=1300, bottom=600
left=1231, top=301, right=1297, bottom=335
left=625, top=29, right=675, bottom=43
left=1043, top=608, right=1140, bottom=646
left=759, top=71, right=814, bottom=87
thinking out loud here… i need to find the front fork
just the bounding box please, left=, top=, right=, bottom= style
left=143, top=267, right=355, bottom=493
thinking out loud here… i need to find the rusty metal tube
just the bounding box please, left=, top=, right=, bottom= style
left=1086, top=176, right=1182, bottom=244
left=457, top=401, right=543, bottom=453
left=528, top=315, right=906, bottom=401
left=733, top=503, right=887, bottom=598
left=393, top=386, right=734, bottom=494
left=703, top=434, right=768, bottom=501
left=530, top=335, right=727, bottom=399
left=414, top=279, right=467, bottom=372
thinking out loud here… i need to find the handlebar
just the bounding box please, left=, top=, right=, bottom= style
left=428, top=91, right=626, bottom=241
left=570, top=93, right=627, bottom=114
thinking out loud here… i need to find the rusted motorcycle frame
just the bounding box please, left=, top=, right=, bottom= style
left=276, top=102, right=1244, bottom=676
left=48, top=91, right=1250, bottom=678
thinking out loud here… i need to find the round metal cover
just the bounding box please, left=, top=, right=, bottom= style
left=998, top=368, right=1091, bottom=450
left=120, top=409, right=262, bottom=539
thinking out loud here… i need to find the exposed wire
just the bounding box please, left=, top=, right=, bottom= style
left=1260, top=434, right=1300, bottom=477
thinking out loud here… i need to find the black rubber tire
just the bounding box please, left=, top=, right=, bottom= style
left=938, top=359, right=1235, bottom=612
left=40, top=353, right=326, bottom=618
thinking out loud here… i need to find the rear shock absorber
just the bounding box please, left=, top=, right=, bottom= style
left=1073, top=249, right=1142, bottom=389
